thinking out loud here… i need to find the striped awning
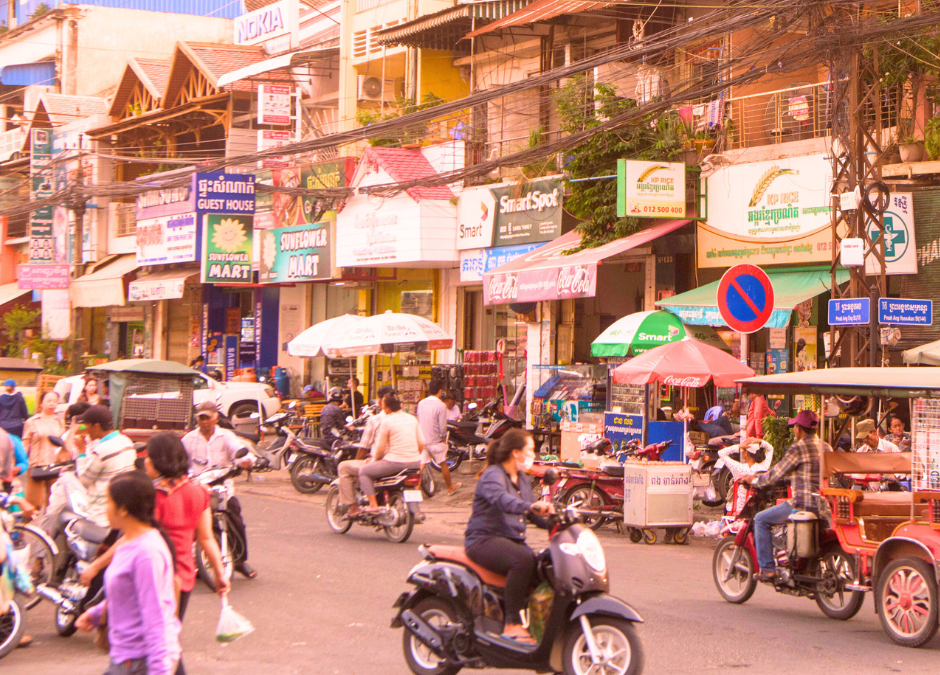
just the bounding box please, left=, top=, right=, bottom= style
left=375, top=0, right=533, bottom=50
left=466, top=0, right=616, bottom=38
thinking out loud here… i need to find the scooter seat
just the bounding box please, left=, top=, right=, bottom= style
left=427, top=545, right=507, bottom=588
left=72, top=518, right=110, bottom=545
left=601, top=465, right=624, bottom=478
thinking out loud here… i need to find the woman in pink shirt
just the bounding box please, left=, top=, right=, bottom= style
left=75, top=471, right=181, bottom=675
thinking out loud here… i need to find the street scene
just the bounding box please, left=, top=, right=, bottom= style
left=3, top=0, right=940, bottom=674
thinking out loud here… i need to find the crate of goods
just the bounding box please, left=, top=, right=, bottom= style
left=622, top=463, right=693, bottom=528
left=559, top=414, right=605, bottom=463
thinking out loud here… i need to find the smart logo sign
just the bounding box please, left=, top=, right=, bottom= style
left=717, top=264, right=775, bottom=333
left=490, top=178, right=563, bottom=246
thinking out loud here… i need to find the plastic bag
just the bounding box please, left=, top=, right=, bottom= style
left=216, top=597, right=254, bottom=644
left=526, top=582, right=554, bottom=643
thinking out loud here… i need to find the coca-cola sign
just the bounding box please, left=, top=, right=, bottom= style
left=556, top=265, right=595, bottom=299
left=662, top=375, right=707, bottom=388
left=485, top=273, right=518, bottom=304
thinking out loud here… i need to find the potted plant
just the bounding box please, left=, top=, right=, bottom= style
left=898, top=118, right=925, bottom=162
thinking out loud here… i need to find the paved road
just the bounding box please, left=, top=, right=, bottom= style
left=4, top=473, right=940, bottom=674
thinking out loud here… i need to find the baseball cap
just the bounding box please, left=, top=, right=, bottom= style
left=855, top=418, right=876, bottom=440
left=788, top=410, right=819, bottom=429
left=195, top=401, right=219, bottom=417
left=3, top=379, right=14, bottom=387
left=78, top=404, right=112, bottom=428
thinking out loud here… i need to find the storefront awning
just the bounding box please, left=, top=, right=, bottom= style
left=71, top=255, right=140, bottom=308
left=375, top=0, right=533, bottom=50
left=466, top=0, right=616, bottom=38
left=128, top=267, right=198, bottom=302
left=656, top=268, right=849, bottom=329
left=483, top=218, right=690, bottom=305
left=0, top=282, right=32, bottom=308
left=0, top=60, right=56, bottom=86
left=216, top=46, right=338, bottom=88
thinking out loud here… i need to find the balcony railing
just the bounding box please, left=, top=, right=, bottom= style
left=724, top=81, right=901, bottom=151
left=0, top=128, right=26, bottom=162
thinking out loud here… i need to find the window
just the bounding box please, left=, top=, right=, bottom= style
left=115, top=202, right=136, bottom=238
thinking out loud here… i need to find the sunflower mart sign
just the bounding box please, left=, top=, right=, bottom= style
left=259, top=221, right=331, bottom=283
left=202, top=214, right=254, bottom=283
left=617, top=160, right=686, bottom=219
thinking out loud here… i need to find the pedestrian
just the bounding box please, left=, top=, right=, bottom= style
left=0, top=379, right=29, bottom=439
left=77, top=376, right=102, bottom=406
left=189, top=355, right=207, bottom=374
left=346, top=376, right=364, bottom=418
left=181, top=401, right=257, bottom=579
left=443, top=391, right=462, bottom=422
left=77, top=405, right=137, bottom=527
left=22, top=390, right=66, bottom=511
left=75, top=471, right=182, bottom=675
left=417, top=379, right=460, bottom=496
left=745, top=392, right=773, bottom=439
left=81, top=433, right=229, bottom=675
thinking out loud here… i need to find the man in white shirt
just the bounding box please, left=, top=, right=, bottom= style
left=443, top=391, right=462, bottom=422
left=417, top=380, right=460, bottom=496
left=338, top=385, right=393, bottom=516
left=855, top=418, right=900, bottom=453
left=182, top=401, right=257, bottom=578
left=77, top=405, right=136, bottom=527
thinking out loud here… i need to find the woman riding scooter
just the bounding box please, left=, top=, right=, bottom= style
left=464, top=429, right=555, bottom=645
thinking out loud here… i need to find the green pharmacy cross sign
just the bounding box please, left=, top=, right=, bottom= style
left=867, top=215, right=908, bottom=262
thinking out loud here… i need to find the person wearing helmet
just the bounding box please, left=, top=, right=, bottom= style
left=320, top=387, right=347, bottom=439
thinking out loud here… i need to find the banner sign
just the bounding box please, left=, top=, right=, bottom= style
left=490, top=178, right=563, bottom=246
left=136, top=212, right=198, bottom=265
left=258, top=84, right=292, bottom=125
left=604, top=412, right=643, bottom=452
left=484, top=263, right=597, bottom=304
left=867, top=193, right=917, bottom=276
left=617, top=160, right=686, bottom=219
left=259, top=221, right=331, bottom=283
left=29, top=128, right=54, bottom=264
left=698, top=154, right=833, bottom=268
left=201, top=214, right=254, bottom=283
left=18, top=264, right=70, bottom=289
left=224, top=334, right=239, bottom=380
left=136, top=182, right=194, bottom=220
left=459, top=243, right=546, bottom=283
left=128, top=276, right=189, bottom=302
left=255, top=159, right=355, bottom=227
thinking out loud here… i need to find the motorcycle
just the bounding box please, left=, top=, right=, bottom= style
left=257, top=408, right=343, bottom=495
left=194, top=448, right=257, bottom=591
left=32, top=476, right=108, bottom=637
left=392, top=469, right=644, bottom=675
left=712, top=477, right=864, bottom=620
left=323, top=467, right=426, bottom=544
left=688, top=435, right=738, bottom=507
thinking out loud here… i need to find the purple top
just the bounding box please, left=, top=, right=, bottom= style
left=88, top=529, right=181, bottom=674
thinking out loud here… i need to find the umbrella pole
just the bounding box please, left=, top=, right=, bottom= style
left=683, top=386, right=689, bottom=464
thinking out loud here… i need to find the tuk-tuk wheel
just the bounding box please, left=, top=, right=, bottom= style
left=877, top=557, right=940, bottom=648
left=628, top=528, right=643, bottom=543
left=643, top=529, right=657, bottom=545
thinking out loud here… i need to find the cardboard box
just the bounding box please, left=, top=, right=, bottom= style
left=560, top=427, right=603, bottom=462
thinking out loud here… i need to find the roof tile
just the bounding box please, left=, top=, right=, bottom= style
left=37, top=94, right=108, bottom=125
left=360, top=147, right=454, bottom=201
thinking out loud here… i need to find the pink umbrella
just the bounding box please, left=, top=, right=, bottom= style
left=612, top=338, right=755, bottom=388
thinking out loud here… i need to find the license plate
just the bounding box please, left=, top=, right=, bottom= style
left=403, top=490, right=423, bottom=503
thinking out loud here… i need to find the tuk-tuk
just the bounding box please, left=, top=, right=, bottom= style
left=735, top=367, right=940, bottom=648
left=89, top=359, right=201, bottom=444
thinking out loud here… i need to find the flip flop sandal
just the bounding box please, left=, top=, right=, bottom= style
left=447, top=483, right=462, bottom=496
left=501, top=633, right=537, bottom=645
left=17, top=635, right=33, bottom=649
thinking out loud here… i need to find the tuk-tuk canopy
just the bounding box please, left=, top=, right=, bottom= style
left=91, top=359, right=199, bottom=376
left=737, top=368, right=940, bottom=398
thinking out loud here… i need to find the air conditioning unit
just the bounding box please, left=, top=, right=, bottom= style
left=358, top=75, right=397, bottom=102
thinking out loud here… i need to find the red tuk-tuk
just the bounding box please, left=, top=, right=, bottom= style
left=715, top=367, right=940, bottom=648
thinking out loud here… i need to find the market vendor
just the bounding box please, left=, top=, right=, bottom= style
left=855, top=419, right=900, bottom=453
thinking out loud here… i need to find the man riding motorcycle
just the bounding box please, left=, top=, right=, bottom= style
left=319, top=388, right=347, bottom=440
left=740, top=409, right=826, bottom=584
left=182, top=401, right=257, bottom=579
left=337, top=385, right=394, bottom=517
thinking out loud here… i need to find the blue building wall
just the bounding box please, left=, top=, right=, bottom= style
left=14, top=0, right=246, bottom=26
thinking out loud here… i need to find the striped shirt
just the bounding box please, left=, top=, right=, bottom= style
left=78, top=431, right=137, bottom=526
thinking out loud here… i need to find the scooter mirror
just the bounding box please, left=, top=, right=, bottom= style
left=235, top=448, right=250, bottom=459
left=48, top=435, right=65, bottom=448
left=467, top=403, right=478, bottom=411
left=543, top=467, right=559, bottom=486
left=346, top=416, right=354, bottom=423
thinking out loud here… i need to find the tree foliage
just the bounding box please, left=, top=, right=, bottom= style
left=357, top=93, right=445, bottom=147
left=2, top=305, right=65, bottom=373
left=553, top=75, right=685, bottom=249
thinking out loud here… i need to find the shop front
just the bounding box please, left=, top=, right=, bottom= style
left=70, top=254, right=142, bottom=364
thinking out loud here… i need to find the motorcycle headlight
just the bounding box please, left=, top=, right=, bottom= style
left=577, top=530, right=607, bottom=574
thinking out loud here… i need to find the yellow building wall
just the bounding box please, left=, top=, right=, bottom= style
left=419, top=49, right=470, bottom=103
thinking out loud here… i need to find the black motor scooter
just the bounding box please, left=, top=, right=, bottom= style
left=392, top=470, right=644, bottom=675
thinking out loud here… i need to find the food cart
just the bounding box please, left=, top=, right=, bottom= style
left=735, top=367, right=940, bottom=648
left=622, top=461, right=693, bottom=545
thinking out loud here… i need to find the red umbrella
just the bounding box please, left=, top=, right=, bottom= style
left=612, top=338, right=755, bottom=388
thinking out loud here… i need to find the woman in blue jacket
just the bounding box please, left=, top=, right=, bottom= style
left=464, top=429, right=554, bottom=644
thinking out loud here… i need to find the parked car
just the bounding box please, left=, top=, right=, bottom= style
left=54, top=363, right=281, bottom=421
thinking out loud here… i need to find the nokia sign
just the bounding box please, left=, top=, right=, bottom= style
left=234, top=0, right=291, bottom=46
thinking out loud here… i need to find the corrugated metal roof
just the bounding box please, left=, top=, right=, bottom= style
left=375, top=0, right=532, bottom=50
left=466, top=0, right=616, bottom=38
left=0, top=61, right=56, bottom=87
left=15, top=0, right=245, bottom=24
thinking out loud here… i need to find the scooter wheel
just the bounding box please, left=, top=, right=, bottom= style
left=629, top=528, right=643, bottom=543
left=643, top=529, right=657, bottom=545
left=402, top=597, right=462, bottom=675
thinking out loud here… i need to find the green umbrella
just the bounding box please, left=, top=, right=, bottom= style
left=591, top=310, right=731, bottom=358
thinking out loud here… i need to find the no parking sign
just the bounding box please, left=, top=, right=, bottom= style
left=717, top=264, right=775, bottom=333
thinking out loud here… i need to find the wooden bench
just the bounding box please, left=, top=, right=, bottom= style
left=820, top=452, right=919, bottom=523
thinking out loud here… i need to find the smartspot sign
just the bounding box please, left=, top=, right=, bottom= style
left=490, top=178, right=563, bottom=247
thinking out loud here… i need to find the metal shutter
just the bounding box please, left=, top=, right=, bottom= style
left=899, top=188, right=940, bottom=348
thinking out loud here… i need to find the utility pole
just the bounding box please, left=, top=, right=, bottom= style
left=826, top=5, right=888, bottom=368
left=69, top=152, right=86, bottom=375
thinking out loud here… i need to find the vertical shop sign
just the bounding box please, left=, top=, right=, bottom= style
left=224, top=334, right=239, bottom=380
left=201, top=214, right=254, bottom=283
left=254, top=297, right=263, bottom=364
left=201, top=302, right=209, bottom=358
left=866, top=192, right=917, bottom=275
left=793, top=326, right=817, bottom=372
left=257, top=85, right=292, bottom=125
left=29, top=129, right=54, bottom=263
left=618, top=160, right=686, bottom=218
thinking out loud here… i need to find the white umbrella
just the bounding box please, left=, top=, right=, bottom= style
left=287, top=314, right=364, bottom=357
left=324, top=311, right=453, bottom=358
